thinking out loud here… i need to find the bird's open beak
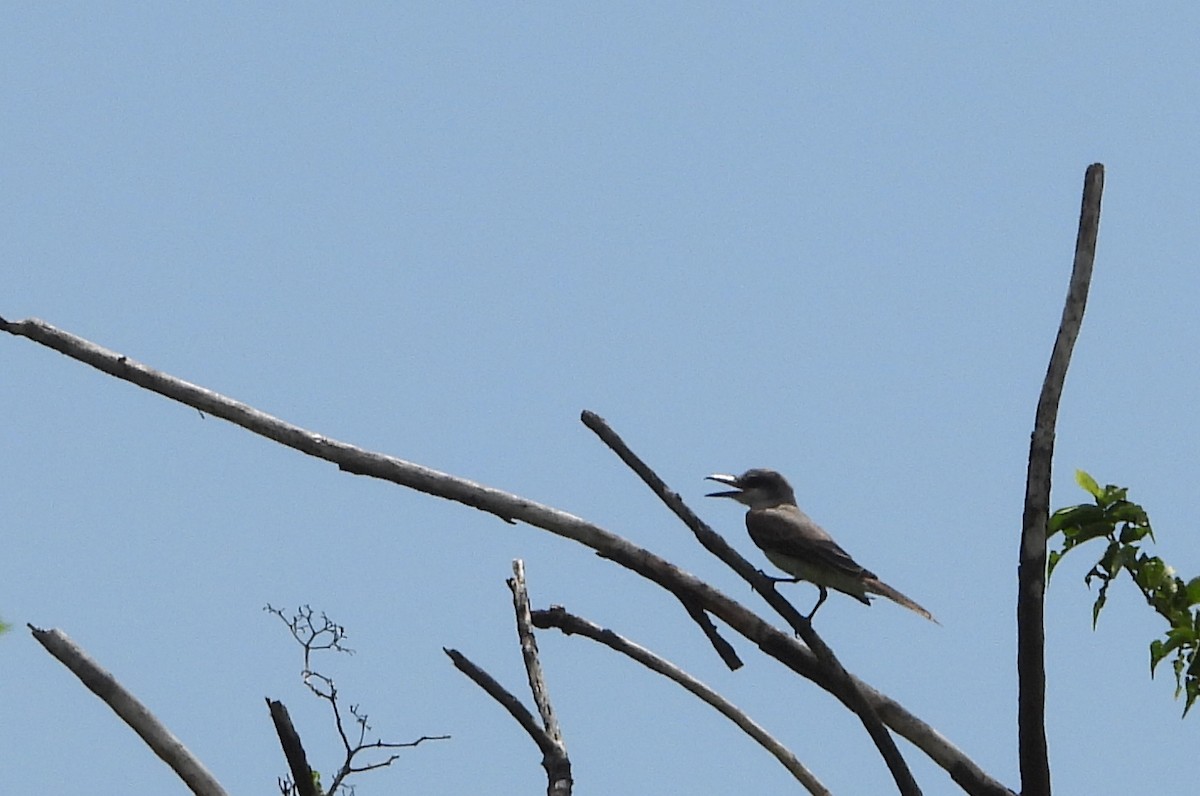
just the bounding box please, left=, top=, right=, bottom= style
left=705, top=473, right=743, bottom=498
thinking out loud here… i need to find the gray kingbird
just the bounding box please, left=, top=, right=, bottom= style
left=707, top=468, right=937, bottom=623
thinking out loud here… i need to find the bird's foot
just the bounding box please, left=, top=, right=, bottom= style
left=759, top=570, right=801, bottom=584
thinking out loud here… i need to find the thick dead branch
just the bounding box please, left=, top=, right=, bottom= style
left=3, top=317, right=1010, bottom=795
left=534, top=606, right=829, bottom=795
left=266, top=700, right=318, bottom=796
left=582, top=410, right=921, bottom=796
left=1017, top=163, right=1104, bottom=796
left=29, top=625, right=229, bottom=796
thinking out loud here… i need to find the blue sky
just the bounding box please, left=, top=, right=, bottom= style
left=3, top=5, right=1199, bottom=794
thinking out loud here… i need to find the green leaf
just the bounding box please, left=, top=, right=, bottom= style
left=1151, top=639, right=1166, bottom=674
left=1101, top=485, right=1129, bottom=504
left=1076, top=469, right=1103, bottom=500
left=1050, top=504, right=1107, bottom=537
left=1109, top=501, right=1148, bottom=525
left=1073, top=522, right=1117, bottom=545
left=1135, top=558, right=1168, bottom=591
left=1048, top=550, right=1063, bottom=580
left=1184, top=679, right=1198, bottom=717
left=1165, top=625, right=1198, bottom=646
left=1152, top=636, right=1185, bottom=675
left=1118, top=524, right=1151, bottom=544
left=1186, top=577, right=1200, bottom=606
left=1092, top=583, right=1109, bottom=628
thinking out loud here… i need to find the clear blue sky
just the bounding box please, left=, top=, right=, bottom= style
left=4, top=5, right=1198, bottom=794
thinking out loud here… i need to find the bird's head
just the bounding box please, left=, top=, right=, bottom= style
left=705, top=468, right=797, bottom=509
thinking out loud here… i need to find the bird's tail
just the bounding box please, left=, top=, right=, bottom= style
left=865, top=578, right=939, bottom=624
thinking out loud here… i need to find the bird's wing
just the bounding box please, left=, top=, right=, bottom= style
left=746, top=506, right=875, bottom=580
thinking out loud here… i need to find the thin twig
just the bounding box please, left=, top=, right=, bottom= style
left=264, top=605, right=446, bottom=794
left=534, top=606, right=830, bottom=796
left=1017, top=163, right=1104, bottom=796
left=30, top=626, right=229, bottom=796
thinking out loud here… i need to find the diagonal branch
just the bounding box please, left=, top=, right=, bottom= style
left=3, top=317, right=1011, bottom=795
left=266, top=699, right=318, bottom=796
left=677, top=593, right=743, bottom=670
left=1017, top=163, right=1104, bottom=796
left=444, top=647, right=555, bottom=748
left=581, top=410, right=921, bottom=796
left=534, top=606, right=830, bottom=796
left=444, top=647, right=570, bottom=795
left=30, top=625, right=229, bottom=796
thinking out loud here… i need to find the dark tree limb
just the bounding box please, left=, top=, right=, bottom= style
left=677, top=593, right=743, bottom=670
left=581, top=410, right=922, bottom=796
left=4, top=318, right=1011, bottom=795
left=534, top=606, right=830, bottom=796
left=1017, top=164, right=1104, bottom=796
left=266, top=699, right=318, bottom=796
left=29, top=625, right=229, bottom=796
left=444, top=647, right=571, bottom=795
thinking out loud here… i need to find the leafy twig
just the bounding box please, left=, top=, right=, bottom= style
left=1049, top=470, right=1200, bottom=715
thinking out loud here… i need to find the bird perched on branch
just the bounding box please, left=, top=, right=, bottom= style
left=706, top=468, right=937, bottom=623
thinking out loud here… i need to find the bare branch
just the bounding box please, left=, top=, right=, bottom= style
left=509, top=560, right=566, bottom=746
left=1018, top=163, right=1104, bottom=796
left=265, top=604, right=354, bottom=673
left=677, top=594, right=743, bottom=670
left=581, top=410, right=922, bottom=796
left=444, top=647, right=553, bottom=751
left=29, top=625, right=229, bottom=796
left=330, top=705, right=449, bottom=787
left=444, top=646, right=572, bottom=796
left=581, top=411, right=751, bottom=668
left=534, top=606, right=830, bottom=795
left=5, top=318, right=1010, bottom=794
left=266, top=605, right=447, bottom=795
left=266, top=699, right=318, bottom=796
left=508, top=561, right=572, bottom=795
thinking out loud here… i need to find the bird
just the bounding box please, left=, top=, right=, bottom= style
left=706, top=468, right=937, bottom=623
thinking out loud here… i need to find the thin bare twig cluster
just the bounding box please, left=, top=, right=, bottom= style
left=265, top=604, right=449, bottom=795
